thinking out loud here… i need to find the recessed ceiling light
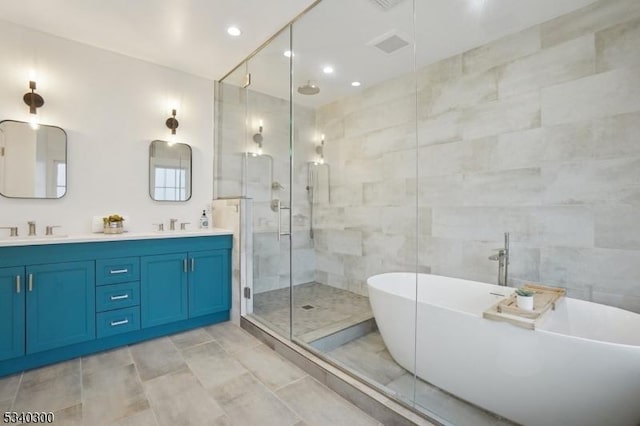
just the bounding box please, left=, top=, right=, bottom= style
left=284, top=50, right=294, bottom=58
left=322, top=66, right=334, bottom=74
left=227, top=26, right=241, bottom=37
left=351, top=81, right=361, bottom=87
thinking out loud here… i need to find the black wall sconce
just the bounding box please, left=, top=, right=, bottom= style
left=166, top=108, right=179, bottom=145
left=23, top=80, right=44, bottom=130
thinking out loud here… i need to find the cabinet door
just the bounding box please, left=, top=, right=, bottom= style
left=26, top=261, right=95, bottom=354
left=189, top=250, right=230, bottom=318
left=141, top=253, right=188, bottom=328
left=0, top=267, right=25, bottom=361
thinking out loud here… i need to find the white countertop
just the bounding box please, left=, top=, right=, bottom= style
left=0, top=228, right=233, bottom=248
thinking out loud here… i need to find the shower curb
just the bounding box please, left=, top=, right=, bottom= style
left=240, top=317, right=440, bottom=426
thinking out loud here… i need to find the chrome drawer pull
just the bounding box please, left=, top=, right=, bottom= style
left=28, top=273, right=33, bottom=292
left=191, top=258, right=195, bottom=272
left=16, top=275, right=21, bottom=293
left=110, top=294, right=129, bottom=301
left=110, top=319, right=129, bottom=326
left=110, top=269, right=129, bottom=274
left=183, top=258, right=188, bottom=273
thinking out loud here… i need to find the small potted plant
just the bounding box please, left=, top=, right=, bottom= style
left=515, top=288, right=535, bottom=311
left=103, top=214, right=125, bottom=234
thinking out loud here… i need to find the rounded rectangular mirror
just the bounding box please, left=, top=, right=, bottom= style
left=149, top=140, right=192, bottom=201
left=0, top=120, right=67, bottom=199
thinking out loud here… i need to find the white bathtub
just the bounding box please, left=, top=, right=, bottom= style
left=367, top=272, right=640, bottom=426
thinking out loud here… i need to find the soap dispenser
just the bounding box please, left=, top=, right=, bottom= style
left=199, top=210, right=209, bottom=229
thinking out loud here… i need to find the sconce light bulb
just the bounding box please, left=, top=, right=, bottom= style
left=319, top=158, right=325, bottom=165
left=29, top=113, right=39, bottom=130
left=257, top=147, right=263, bottom=156
left=168, top=134, right=176, bottom=146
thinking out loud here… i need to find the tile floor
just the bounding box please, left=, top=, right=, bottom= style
left=253, top=282, right=373, bottom=343
left=235, top=281, right=513, bottom=426
left=0, top=322, right=381, bottom=426
left=328, top=332, right=516, bottom=426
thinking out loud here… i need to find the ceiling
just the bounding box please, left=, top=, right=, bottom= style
left=0, top=0, right=316, bottom=81
left=0, top=0, right=597, bottom=108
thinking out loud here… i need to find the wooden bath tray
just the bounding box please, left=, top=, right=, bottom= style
left=483, top=284, right=566, bottom=330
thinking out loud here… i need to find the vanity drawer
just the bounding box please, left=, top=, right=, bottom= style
left=96, top=307, right=140, bottom=338
left=95, top=282, right=140, bottom=312
left=96, top=257, right=140, bottom=285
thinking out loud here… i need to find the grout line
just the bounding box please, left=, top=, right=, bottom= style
left=9, top=372, right=23, bottom=411
left=129, top=344, right=162, bottom=426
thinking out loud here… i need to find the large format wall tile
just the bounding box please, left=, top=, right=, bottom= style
left=594, top=205, right=640, bottom=250
left=596, top=17, right=640, bottom=72
left=492, top=121, right=594, bottom=171
left=425, top=67, right=498, bottom=116
left=540, top=247, right=640, bottom=295
left=541, top=157, right=640, bottom=205
left=593, top=112, right=640, bottom=158
left=461, top=91, right=540, bottom=140
left=541, top=66, right=640, bottom=126
left=343, top=96, right=415, bottom=137
left=310, top=0, right=640, bottom=312
left=462, top=26, right=541, bottom=75
left=498, top=35, right=595, bottom=98
left=541, top=0, right=640, bottom=48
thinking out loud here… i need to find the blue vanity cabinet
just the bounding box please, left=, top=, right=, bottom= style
left=0, top=234, right=232, bottom=378
left=140, top=249, right=231, bottom=326
left=0, top=267, right=25, bottom=362
left=189, top=250, right=231, bottom=317
left=140, top=253, right=189, bottom=328
left=25, top=261, right=96, bottom=354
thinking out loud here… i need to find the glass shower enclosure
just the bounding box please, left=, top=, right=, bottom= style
left=216, top=0, right=640, bottom=424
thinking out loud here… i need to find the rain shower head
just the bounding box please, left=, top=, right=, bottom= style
left=297, top=81, right=320, bottom=95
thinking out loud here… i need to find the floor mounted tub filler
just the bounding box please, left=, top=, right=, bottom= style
left=367, top=272, right=640, bottom=426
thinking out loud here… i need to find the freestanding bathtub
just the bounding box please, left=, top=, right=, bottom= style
left=367, top=272, right=640, bottom=426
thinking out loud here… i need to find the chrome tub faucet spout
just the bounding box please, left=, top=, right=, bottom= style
left=489, top=232, right=510, bottom=286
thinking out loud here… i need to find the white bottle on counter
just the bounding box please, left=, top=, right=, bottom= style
left=199, top=210, right=209, bottom=229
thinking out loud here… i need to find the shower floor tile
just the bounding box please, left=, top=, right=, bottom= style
left=328, top=331, right=517, bottom=426
left=252, top=282, right=373, bottom=342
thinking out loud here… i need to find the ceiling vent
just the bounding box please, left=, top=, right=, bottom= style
left=369, top=0, right=406, bottom=11
left=368, top=30, right=411, bottom=54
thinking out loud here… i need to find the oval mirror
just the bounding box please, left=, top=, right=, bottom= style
left=0, top=120, right=67, bottom=199
left=149, top=140, right=192, bottom=201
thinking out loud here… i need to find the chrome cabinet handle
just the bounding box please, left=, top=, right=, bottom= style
left=110, top=269, right=128, bottom=274
left=183, top=258, right=188, bottom=273
left=28, top=274, right=33, bottom=292
left=191, top=258, right=195, bottom=272
left=110, top=294, right=129, bottom=301
left=15, top=275, right=21, bottom=293
left=110, top=319, right=129, bottom=326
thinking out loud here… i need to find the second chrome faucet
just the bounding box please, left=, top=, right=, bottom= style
left=489, top=232, right=510, bottom=286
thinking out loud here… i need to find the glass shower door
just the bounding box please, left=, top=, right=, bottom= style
left=240, top=26, right=294, bottom=340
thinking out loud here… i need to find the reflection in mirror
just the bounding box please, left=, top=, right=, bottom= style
left=149, top=140, right=192, bottom=201
left=0, top=120, right=67, bottom=199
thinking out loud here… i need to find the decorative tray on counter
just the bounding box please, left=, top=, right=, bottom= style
left=483, top=284, right=566, bottom=330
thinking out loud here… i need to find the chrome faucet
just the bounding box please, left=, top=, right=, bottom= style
left=169, top=218, right=178, bottom=231
left=28, top=221, right=37, bottom=236
left=489, top=232, right=510, bottom=286
left=0, top=226, right=19, bottom=237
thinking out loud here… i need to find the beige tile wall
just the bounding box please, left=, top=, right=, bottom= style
left=314, top=0, right=640, bottom=312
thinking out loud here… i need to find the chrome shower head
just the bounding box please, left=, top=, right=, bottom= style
left=297, top=81, right=320, bottom=95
